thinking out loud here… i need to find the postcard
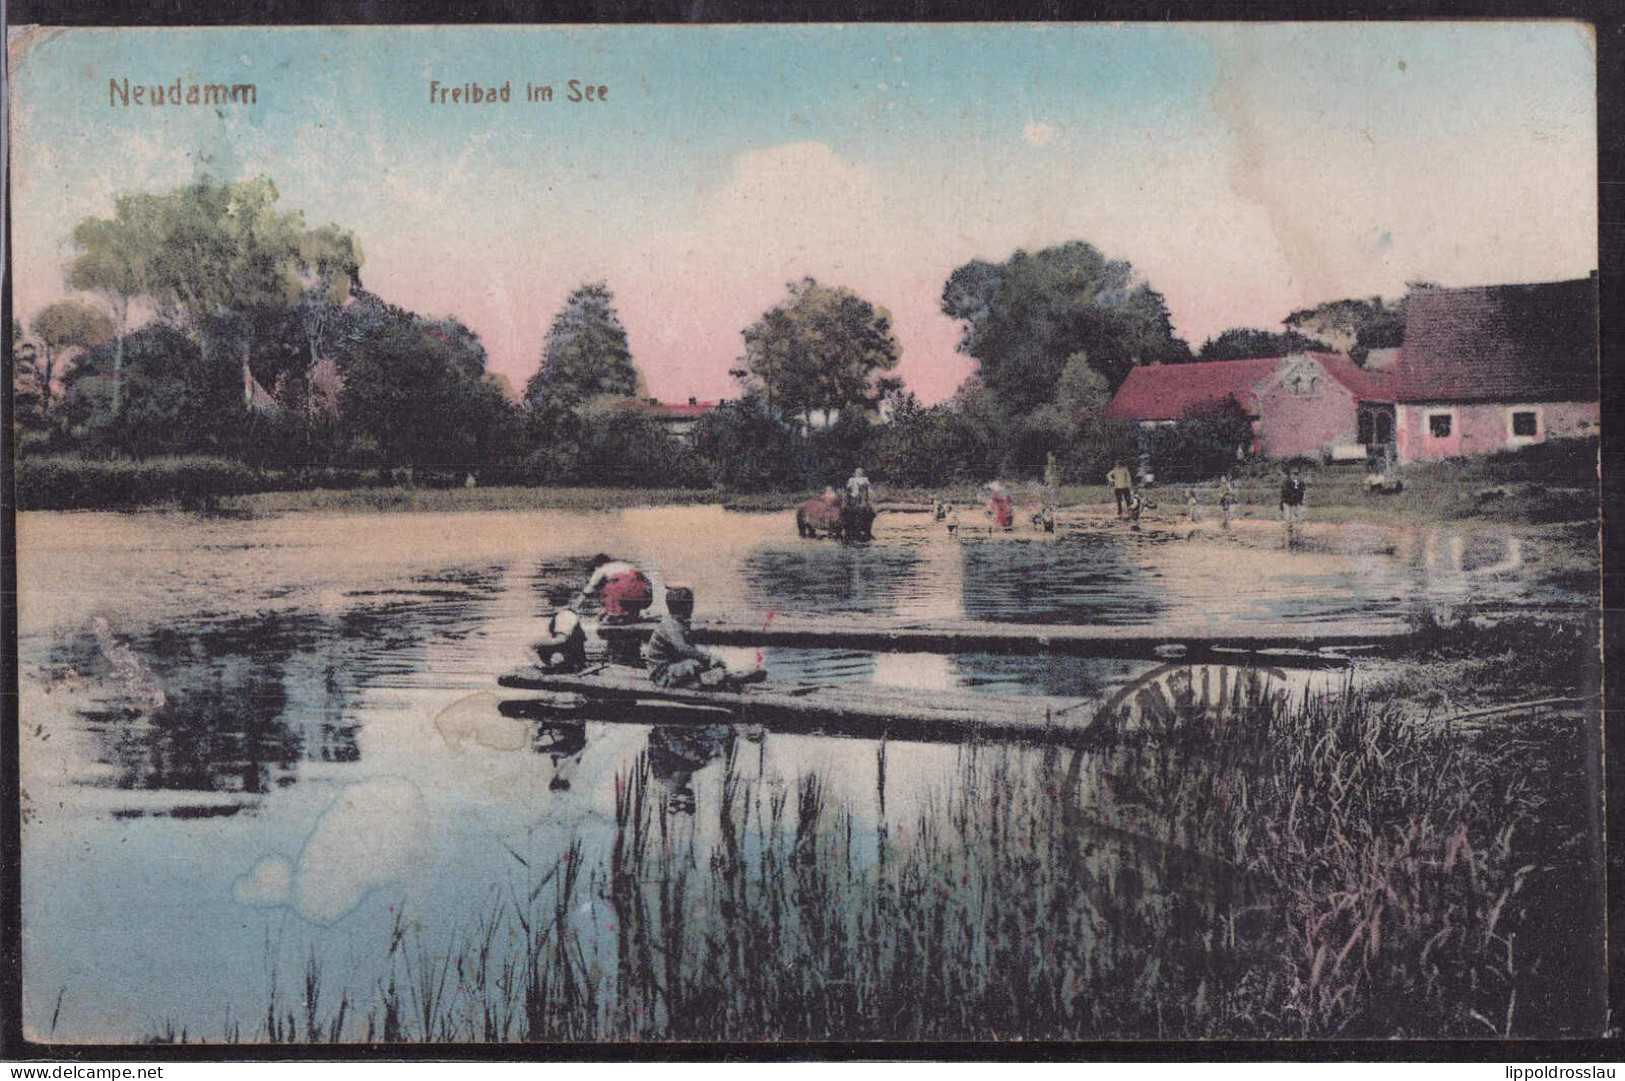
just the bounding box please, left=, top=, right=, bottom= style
left=6, top=22, right=1604, bottom=1047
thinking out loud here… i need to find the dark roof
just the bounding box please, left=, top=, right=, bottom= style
left=1397, top=277, right=1598, bottom=403
left=1104, top=352, right=1396, bottom=421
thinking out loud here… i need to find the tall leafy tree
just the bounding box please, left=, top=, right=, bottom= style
left=941, top=241, right=1188, bottom=415
left=338, top=312, right=516, bottom=470
left=738, top=277, right=901, bottom=425
left=61, top=323, right=242, bottom=455
left=293, top=224, right=364, bottom=370
left=30, top=300, right=114, bottom=413
left=523, top=282, right=640, bottom=413
left=68, top=191, right=168, bottom=414
left=141, top=177, right=305, bottom=364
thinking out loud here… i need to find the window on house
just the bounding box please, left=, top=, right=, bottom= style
left=1511, top=411, right=1538, bottom=437
left=1429, top=413, right=1453, bottom=439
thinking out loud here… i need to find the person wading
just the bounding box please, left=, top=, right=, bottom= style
left=1280, top=466, right=1307, bottom=546
left=1107, top=462, right=1134, bottom=519
left=846, top=467, right=872, bottom=507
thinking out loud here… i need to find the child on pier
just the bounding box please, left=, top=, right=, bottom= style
left=646, top=587, right=764, bottom=690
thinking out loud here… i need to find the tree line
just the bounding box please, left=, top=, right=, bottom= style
left=14, top=174, right=1397, bottom=496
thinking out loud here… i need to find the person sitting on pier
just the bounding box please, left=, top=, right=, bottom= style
left=646, top=586, right=763, bottom=690
left=532, top=607, right=588, bottom=672
left=575, top=554, right=653, bottom=624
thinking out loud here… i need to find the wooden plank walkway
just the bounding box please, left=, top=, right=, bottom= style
left=497, top=665, right=1105, bottom=745
left=596, top=616, right=1392, bottom=665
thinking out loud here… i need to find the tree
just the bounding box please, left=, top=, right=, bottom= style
left=1284, top=296, right=1405, bottom=365
left=60, top=323, right=242, bottom=456
left=689, top=393, right=799, bottom=492
left=337, top=312, right=517, bottom=471
left=1143, top=395, right=1256, bottom=482
left=1196, top=327, right=1332, bottom=362
left=31, top=301, right=116, bottom=414
left=69, top=177, right=309, bottom=431
left=12, top=323, right=46, bottom=435
left=68, top=191, right=168, bottom=414
left=142, top=178, right=305, bottom=360
left=293, top=224, right=364, bottom=369
left=738, top=278, right=901, bottom=424
left=1049, top=352, right=1137, bottom=479
left=941, top=241, right=1188, bottom=417
left=523, top=282, right=640, bottom=413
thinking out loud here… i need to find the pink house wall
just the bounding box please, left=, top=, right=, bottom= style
left=1253, top=379, right=1360, bottom=458
left=1396, top=401, right=1600, bottom=462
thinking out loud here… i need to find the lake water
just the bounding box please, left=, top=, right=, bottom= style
left=14, top=505, right=1595, bottom=1040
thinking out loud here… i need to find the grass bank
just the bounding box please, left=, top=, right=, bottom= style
left=149, top=680, right=1602, bottom=1043
left=17, top=439, right=1596, bottom=521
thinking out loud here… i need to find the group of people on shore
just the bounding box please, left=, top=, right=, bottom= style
left=1108, top=461, right=1306, bottom=538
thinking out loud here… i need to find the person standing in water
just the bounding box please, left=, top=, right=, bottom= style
left=1107, top=461, right=1134, bottom=519
left=1279, top=466, right=1307, bottom=545
left=846, top=467, right=872, bottom=507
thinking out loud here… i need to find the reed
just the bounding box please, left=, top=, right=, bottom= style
left=151, top=683, right=1597, bottom=1044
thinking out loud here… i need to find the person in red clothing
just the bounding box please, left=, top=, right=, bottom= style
left=575, top=554, right=653, bottom=623
left=985, top=482, right=1014, bottom=529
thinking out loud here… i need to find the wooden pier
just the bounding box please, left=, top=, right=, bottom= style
left=596, top=615, right=1396, bottom=666
left=498, top=665, right=1107, bottom=745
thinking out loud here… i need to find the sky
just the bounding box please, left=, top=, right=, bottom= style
left=7, top=23, right=1598, bottom=403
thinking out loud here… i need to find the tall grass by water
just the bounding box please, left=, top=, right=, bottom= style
left=151, top=681, right=1600, bottom=1044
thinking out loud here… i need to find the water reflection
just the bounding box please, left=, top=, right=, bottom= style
left=648, top=724, right=737, bottom=814
left=960, top=533, right=1163, bottom=625
left=13, top=504, right=1599, bottom=1040
left=535, top=721, right=588, bottom=791
left=49, top=567, right=511, bottom=802
left=744, top=544, right=921, bottom=615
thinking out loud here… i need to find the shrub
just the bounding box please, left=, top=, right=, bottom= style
left=16, top=455, right=266, bottom=511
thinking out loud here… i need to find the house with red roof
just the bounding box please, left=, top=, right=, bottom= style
left=1390, top=276, right=1598, bottom=462
left=611, top=396, right=721, bottom=441
left=1104, top=351, right=1399, bottom=463
left=1104, top=274, right=1599, bottom=470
